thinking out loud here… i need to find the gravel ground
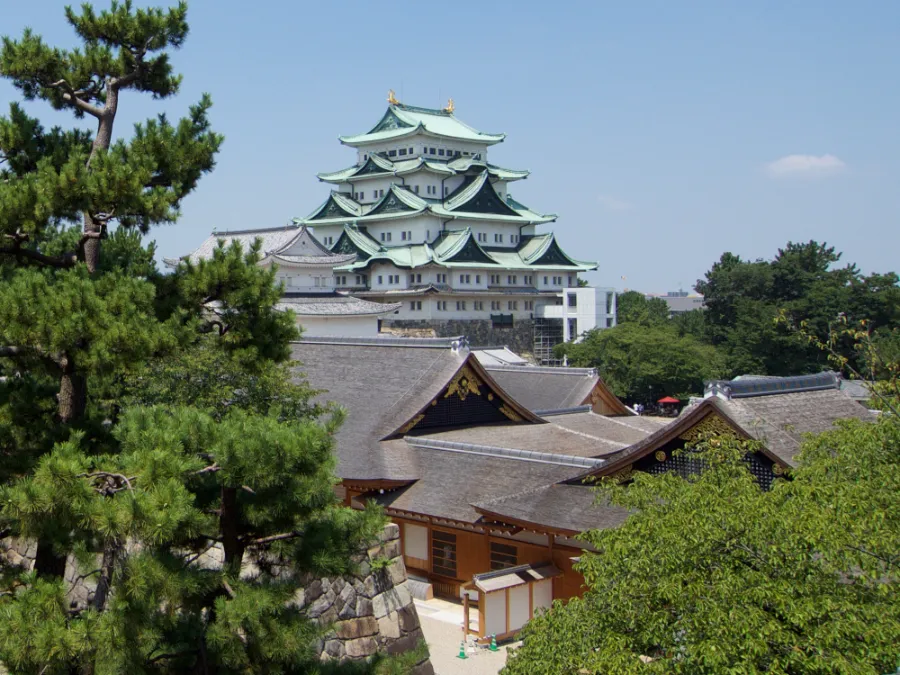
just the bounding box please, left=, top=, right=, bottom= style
left=419, top=613, right=518, bottom=675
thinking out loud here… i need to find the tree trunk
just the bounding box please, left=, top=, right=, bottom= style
left=92, top=538, right=121, bottom=612
left=80, top=85, right=118, bottom=274
left=220, top=486, right=244, bottom=574
left=58, top=364, right=87, bottom=425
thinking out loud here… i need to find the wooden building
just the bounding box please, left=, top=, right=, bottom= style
left=291, top=338, right=871, bottom=639
left=291, top=336, right=658, bottom=611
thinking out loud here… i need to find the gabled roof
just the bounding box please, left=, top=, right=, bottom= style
left=365, top=184, right=429, bottom=217
left=318, top=155, right=457, bottom=183
left=339, top=103, right=505, bottom=147
left=440, top=171, right=522, bottom=217
left=483, top=365, right=635, bottom=417
left=329, top=225, right=381, bottom=259
left=290, top=340, right=540, bottom=482
left=431, top=228, right=496, bottom=265
left=168, top=224, right=356, bottom=268
left=333, top=229, right=598, bottom=273
left=577, top=386, right=873, bottom=482
left=517, top=233, right=592, bottom=268
left=448, top=156, right=530, bottom=182
left=305, top=192, right=363, bottom=221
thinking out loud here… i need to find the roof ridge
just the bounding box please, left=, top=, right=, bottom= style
left=212, top=224, right=299, bottom=236
left=294, top=335, right=467, bottom=349
left=406, top=436, right=603, bottom=470
left=485, top=364, right=598, bottom=377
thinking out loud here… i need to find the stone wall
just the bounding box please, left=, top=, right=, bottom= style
left=0, top=525, right=433, bottom=674
left=297, top=524, right=433, bottom=673
left=383, top=318, right=535, bottom=354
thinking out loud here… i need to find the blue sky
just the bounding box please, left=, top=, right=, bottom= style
left=3, top=0, right=899, bottom=292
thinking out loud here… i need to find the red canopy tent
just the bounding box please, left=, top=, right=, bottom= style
left=657, top=396, right=680, bottom=404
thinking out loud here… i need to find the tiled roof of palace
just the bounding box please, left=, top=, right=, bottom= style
left=317, top=154, right=528, bottom=184
left=290, top=338, right=469, bottom=481
left=472, top=484, right=630, bottom=534
left=297, top=174, right=555, bottom=227
left=583, top=386, right=873, bottom=480
left=167, top=224, right=356, bottom=267
left=275, top=295, right=401, bottom=317
left=338, top=103, right=505, bottom=147
left=328, top=226, right=595, bottom=273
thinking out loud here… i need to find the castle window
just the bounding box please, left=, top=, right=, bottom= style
left=377, top=275, right=383, bottom=284
left=438, top=149, right=445, bottom=156
left=410, top=301, right=422, bottom=311
left=456, top=301, right=466, bottom=311
left=490, top=542, right=517, bottom=571
left=388, top=149, right=397, bottom=157
left=413, top=185, right=419, bottom=194
left=399, top=148, right=407, bottom=156
left=473, top=301, right=483, bottom=311
left=475, top=275, right=481, bottom=284
left=430, top=147, right=436, bottom=155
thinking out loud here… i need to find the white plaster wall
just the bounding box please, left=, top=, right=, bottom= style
left=403, top=524, right=428, bottom=560
left=508, top=585, right=530, bottom=632
left=484, top=591, right=507, bottom=637
left=355, top=134, right=489, bottom=164
left=444, top=220, right=526, bottom=248
left=297, top=315, right=380, bottom=338
left=532, top=580, right=552, bottom=613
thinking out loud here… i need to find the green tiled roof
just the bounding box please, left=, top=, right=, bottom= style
left=330, top=225, right=596, bottom=273
left=339, top=104, right=505, bottom=147
left=297, top=181, right=553, bottom=227
left=306, top=191, right=363, bottom=221
left=447, top=156, right=529, bottom=181
left=316, top=155, right=523, bottom=184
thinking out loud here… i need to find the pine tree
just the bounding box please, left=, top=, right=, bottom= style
left=0, top=4, right=385, bottom=672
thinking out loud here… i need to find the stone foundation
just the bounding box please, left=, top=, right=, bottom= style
left=382, top=318, right=535, bottom=354
left=0, top=525, right=432, bottom=673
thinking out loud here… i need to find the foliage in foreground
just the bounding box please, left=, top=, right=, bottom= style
left=504, top=418, right=900, bottom=674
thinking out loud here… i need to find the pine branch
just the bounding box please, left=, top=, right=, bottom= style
left=48, top=79, right=105, bottom=118
left=249, top=531, right=302, bottom=546
left=0, top=246, right=77, bottom=268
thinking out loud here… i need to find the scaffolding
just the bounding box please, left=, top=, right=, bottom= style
left=532, top=318, right=564, bottom=366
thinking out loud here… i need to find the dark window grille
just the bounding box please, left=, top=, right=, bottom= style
left=490, top=542, right=517, bottom=571
left=432, top=530, right=457, bottom=577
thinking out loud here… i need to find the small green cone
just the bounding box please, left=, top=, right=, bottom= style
left=490, top=634, right=498, bottom=651
left=457, top=641, right=468, bottom=659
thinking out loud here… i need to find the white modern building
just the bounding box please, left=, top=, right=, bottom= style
left=294, top=93, right=615, bottom=358
left=645, top=291, right=705, bottom=317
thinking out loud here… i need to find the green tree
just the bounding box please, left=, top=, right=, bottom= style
left=616, top=290, right=670, bottom=326
left=696, top=241, right=900, bottom=377
left=505, top=330, right=900, bottom=675
left=0, top=4, right=387, bottom=672
left=558, top=322, right=725, bottom=404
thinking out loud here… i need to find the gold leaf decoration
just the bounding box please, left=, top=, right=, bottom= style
left=772, top=463, right=785, bottom=476
left=679, top=413, right=736, bottom=442
left=398, top=414, right=425, bottom=434
left=655, top=450, right=667, bottom=462
left=499, top=404, right=523, bottom=422
left=445, top=365, right=482, bottom=402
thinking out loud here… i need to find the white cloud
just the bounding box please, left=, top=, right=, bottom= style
left=766, top=154, right=846, bottom=178
left=597, top=194, right=632, bottom=211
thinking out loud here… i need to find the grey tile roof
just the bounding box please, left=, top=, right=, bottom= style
left=374, top=446, right=581, bottom=524
left=473, top=484, right=630, bottom=534
left=276, top=296, right=401, bottom=317
left=179, top=226, right=304, bottom=264
left=411, top=411, right=654, bottom=459
left=485, top=366, right=599, bottom=412
left=290, top=340, right=467, bottom=480
left=472, top=348, right=529, bottom=367
left=723, top=388, right=872, bottom=465
left=587, top=389, right=873, bottom=478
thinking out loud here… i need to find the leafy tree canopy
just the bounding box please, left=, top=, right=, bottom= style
left=505, top=417, right=900, bottom=674
left=558, top=322, right=725, bottom=404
